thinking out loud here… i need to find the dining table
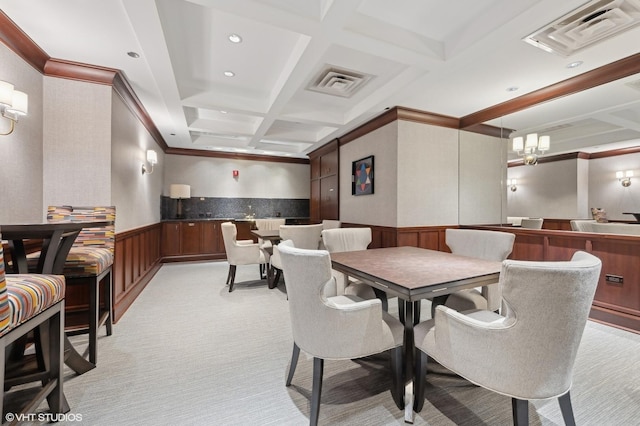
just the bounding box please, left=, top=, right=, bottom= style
left=250, top=229, right=282, bottom=288
left=1, top=221, right=112, bottom=376
left=330, top=246, right=502, bottom=423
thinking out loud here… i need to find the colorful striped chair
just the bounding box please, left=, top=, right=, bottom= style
left=1, top=236, right=67, bottom=419
left=44, top=205, right=115, bottom=364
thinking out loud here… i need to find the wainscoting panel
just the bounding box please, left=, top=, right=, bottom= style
left=113, top=223, right=162, bottom=322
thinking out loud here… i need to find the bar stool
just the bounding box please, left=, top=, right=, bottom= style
left=1, top=240, right=68, bottom=420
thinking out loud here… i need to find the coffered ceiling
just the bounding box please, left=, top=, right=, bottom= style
left=1, top=0, right=639, bottom=159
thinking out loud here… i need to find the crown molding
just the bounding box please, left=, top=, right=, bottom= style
left=165, top=147, right=309, bottom=164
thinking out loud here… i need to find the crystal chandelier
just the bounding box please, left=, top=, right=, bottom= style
left=512, top=133, right=550, bottom=165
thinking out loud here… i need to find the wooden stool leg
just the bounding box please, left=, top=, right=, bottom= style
left=103, top=271, right=113, bottom=336
left=89, top=276, right=99, bottom=364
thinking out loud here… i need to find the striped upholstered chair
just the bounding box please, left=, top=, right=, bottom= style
left=1, top=237, right=67, bottom=419
left=43, top=205, right=115, bottom=364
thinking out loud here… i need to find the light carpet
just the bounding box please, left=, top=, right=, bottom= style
left=11, top=260, right=640, bottom=425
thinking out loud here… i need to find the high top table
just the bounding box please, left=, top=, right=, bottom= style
left=1, top=221, right=112, bottom=375
left=330, top=246, right=501, bottom=423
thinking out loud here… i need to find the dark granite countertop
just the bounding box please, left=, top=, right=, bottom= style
left=161, top=217, right=309, bottom=222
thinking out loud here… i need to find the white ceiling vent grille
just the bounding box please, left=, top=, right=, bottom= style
left=523, top=0, right=640, bottom=56
left=307, top=66, right=373, bottom=98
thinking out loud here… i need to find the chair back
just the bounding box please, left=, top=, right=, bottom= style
left=0, top=240, right=9, bottom=336
left=321, top=228, right=372, bottom=294
left=278, top=243, right=398, bottom=359
left=520, top=218, right=544, bottom=229
left=321, top=220, right=341, bottom=230
left=445, top=229, right=515, bottom=311
left=570, top=219, right=596, bottom=232
left=255, top=218, right=285, bottom=231
left=321, top=228, right=371, bottom=253
left=279, top=224, right=323, bottom=250
left=476, top=251, right=601, bottom=398
left=446, top=229, right=514, bottom=261
left=47, top=206, right=116, bottom=253
left=220, top=222, right=240, bottom=261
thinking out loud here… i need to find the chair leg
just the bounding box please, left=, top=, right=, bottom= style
left=390, top=346, right=405, bottom=410
left=413, top=350, right=428, bottom=412
left=558, top=391, right=576, bottom=426
left=226, top=265, right=232, bottom=285
left=89, top=275, right=99, bottom=364
left=228, top=265, right=237, bottom=292
left=512, top=398, right=529, bottom=426
left=46, top=308, right=65, bottom=415
left=310, top=357, right=324, bottom=426
left=104, top=270, right=113, bottom=336
left=285, top=343, right=300, bottom=386
left=272, top=268, right=282, bottom=287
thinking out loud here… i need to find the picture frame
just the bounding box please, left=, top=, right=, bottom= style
left=352, top=155, right=374, bottom=195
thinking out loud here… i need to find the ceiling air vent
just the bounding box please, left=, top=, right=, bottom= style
left=523, top=0, right=640, bottom=56
left=306, top=66, right=373, bottom=98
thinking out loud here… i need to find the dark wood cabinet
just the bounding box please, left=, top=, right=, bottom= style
left=161, top=220, right=226, bottom=261
left=309, top=140, right=339, bottom=223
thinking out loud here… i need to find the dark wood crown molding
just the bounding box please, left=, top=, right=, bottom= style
left=165, top=147, right=309, bottom=164
left=508, top=151, right=590, bottom=167
left=308, top=139, right=338, bottom=159
left=460, top=52, right=640, bottom=128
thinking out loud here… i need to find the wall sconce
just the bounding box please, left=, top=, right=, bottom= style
left=170, top=184, right=191, bottom=218
left=507, top=178, right=517, bottom=192
left=0, top=80, right=28, bottom=136
left=142, top=149, right=158, bottom=174
left=616, top=170, right=633, bottom=187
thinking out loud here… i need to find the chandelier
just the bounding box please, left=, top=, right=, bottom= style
left=512, top=133, right=550, bottom=165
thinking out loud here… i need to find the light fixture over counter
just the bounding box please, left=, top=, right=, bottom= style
left=0, top=80, right=28, bottom=136
left=512, top=133, right=550, bottom=165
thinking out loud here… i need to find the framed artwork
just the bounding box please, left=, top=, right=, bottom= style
left=352, top=155, right=374, bottom=195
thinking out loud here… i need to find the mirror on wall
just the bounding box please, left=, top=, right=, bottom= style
left=458, top=71, right=640, bottom=226
left=495, top=72, right=640, bottom=224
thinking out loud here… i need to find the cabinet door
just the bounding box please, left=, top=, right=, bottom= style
left=201, top=221, right=217, bottom=254
left=310, top=156, right=321, bottom=180
left=310, top=179, right=321, bottom=223
left=181, top=222, right=202, bottom=255
left=161, top=222, right=182, bottom=256
left=320, top=149, right=338, bottom=177
left=320, top=175, right=339, bottom=220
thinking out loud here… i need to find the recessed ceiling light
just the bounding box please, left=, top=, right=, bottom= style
left=506, top=86, right=519, bottom=92
left=127, top=51, right=140, bottom=58
left=224, top=71, right=235, bottom=77
left=567, top=61, right=583, bottom=69
left=170, top=133, right=175, bottom=136
left=219, top=110, right=228, bottom=114
left=228, top=34, right=242, bottom=43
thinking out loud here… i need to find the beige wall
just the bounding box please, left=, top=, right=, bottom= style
left=164, top=154, right=309, bottom=199
left=459, top=130, right=506, bottom=225
left=43, top=77, right=112, bottom=210
left=398, top=121, right=459, bottom=227
left=111, top=92, right=163, bottom=232
left=0, top=42, right=44, bottom=224
left=340, top=122, right=398, bottom=227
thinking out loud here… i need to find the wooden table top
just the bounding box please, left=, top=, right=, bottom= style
left=250, top=229, right=281, bottom=240
left=330, top=246, right=502, bottom=301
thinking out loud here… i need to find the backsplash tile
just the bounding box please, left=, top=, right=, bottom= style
left=161, top=197, right=309, bottom=220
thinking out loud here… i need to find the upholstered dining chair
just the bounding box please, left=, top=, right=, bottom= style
left=278, top=243, right=404, bottom=426
left=439, top=229, right=515, bottom=313
left=254, top=218, right=286, bottom=249
left=318, top=220, right=342, bottom=250
left=1, top=239, right=67, bottom=419
left=413, top=251, right=602, bottom=425
left=220, top=222, right=267, bottom=292
left=520, top=218, right=544, bottom=229
left=269, top=223, right=323, bottom=287
left=320, top=227, right=381, bottom=303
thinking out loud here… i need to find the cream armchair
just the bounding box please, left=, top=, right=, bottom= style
left=521, top=218, right=544, bottom=229
left=278, top=243, right=404, bottom=426
left=413, top=251, right=602, bottom=425
left=220, top=222, right=267, bottom=292
left=269, top=224, right=323, bottom=287
left=320, top=227, right=381, bottom=302
left=440, top=229, right=515, bottom=313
